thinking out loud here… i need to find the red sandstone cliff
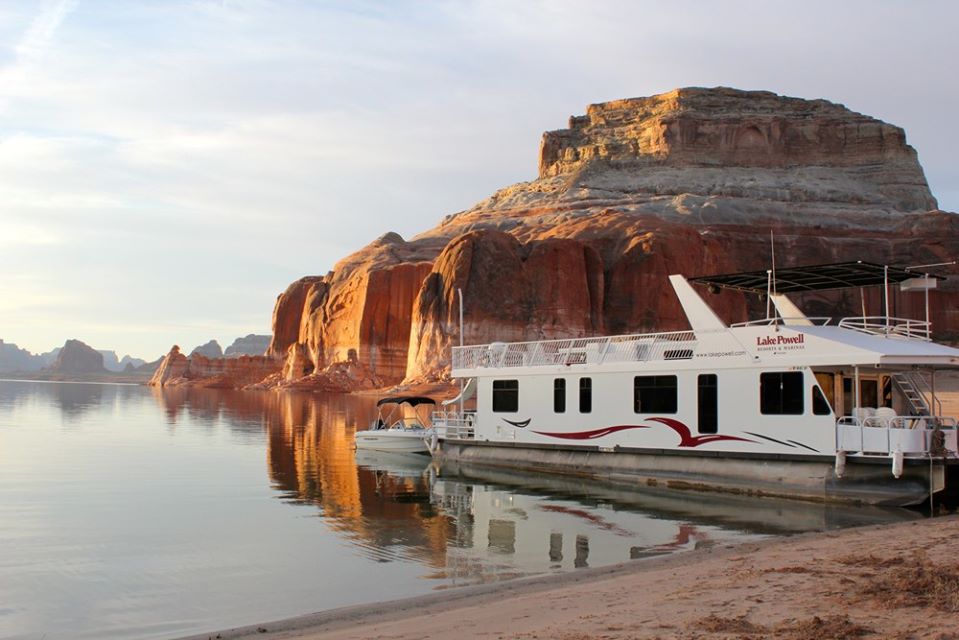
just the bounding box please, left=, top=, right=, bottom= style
left=266, top=232, right=443, bottom=387
left=261, top=87, right=958, bottom=390
left=149, top=345, right=281, bottom=389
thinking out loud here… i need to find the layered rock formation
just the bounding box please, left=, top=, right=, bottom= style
left=224, top=334, right=271, bottom=357
left=0, top=340, right=43, bottom=373
left=120, top=355, right=147, bottom=370
left=261, top=87, right=958, bottom=389
left=537, top=89, right=935, bottom=211
left=51, top=339, right=106, bottom=374
left=0, top=341, right=60, bottom=373
left=98, top=350, right=146, bottom=372
left=267, top=233, right=441, bottom=385
left=98, top=350, right=122, bottom=372
left=189, top=340, right=223, bottom=359
left=1, top=339, right=154, bottom=379
left=149, top=345, right=281, bottom=388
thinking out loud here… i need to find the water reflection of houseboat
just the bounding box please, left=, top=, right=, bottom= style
left=428, top=461, right=919, bottom=584
left=436, top=461, right=919, bottom=534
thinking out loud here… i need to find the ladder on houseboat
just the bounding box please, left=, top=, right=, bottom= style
left=891, top=372, right=939, bottom=416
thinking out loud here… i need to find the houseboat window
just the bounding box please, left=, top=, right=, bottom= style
left=554, top=378, right=566, bottom=413
left=492, top=379, right=519, bottom=413
left=633, top=376, right=677, bottom=414
left=698, top=374, right=718, bottom=433
left=812, top=385, right=831, bottom=415
left=843, top=376, right=879, bottom=412
left=814, top=372, right=836, bottom=412
left=579, top=378, right=592, bottom=413
left=760, top=372, right=804, bottom=415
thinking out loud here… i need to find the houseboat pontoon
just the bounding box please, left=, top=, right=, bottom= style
left=431, top=262, right=959, bottom=506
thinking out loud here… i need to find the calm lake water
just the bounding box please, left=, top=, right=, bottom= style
left=0, top=380, right=920, bottom=639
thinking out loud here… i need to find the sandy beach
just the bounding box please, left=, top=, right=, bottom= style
left=182, top=514, right=959, bottom=640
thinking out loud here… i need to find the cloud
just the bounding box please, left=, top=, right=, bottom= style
left=0, top=0, right=956, bottom=358
left=0, top=0, right=78, bottom=113
left=14, top=0, right=78, bottom=60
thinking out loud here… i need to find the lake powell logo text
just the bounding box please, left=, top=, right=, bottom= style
left=755, top=334, right=805, bottom=351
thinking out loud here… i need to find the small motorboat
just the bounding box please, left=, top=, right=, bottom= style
left=354, top=396, right=436, bottom=454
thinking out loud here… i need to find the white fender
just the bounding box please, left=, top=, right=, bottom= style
left=834, top=451, right=846, bottom=478
left=891, top=447, right=904, bottom=479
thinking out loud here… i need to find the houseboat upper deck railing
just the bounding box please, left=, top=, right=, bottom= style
left=691, top=262, right=945, bottom=342
left=837, top=316, right=932, bottom=341
left=731, top=316, right=833, bottom=327
left=731, top=315, right=931, bottom=341
left=451, top=331, right=698, bottom=370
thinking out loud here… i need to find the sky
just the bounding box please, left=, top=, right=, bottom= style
left=1, top=0, right=958, bottom=360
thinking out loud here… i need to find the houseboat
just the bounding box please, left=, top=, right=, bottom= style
left=430, top=262, right=959, bottom=506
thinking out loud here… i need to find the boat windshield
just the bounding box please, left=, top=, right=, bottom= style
left=373, top=397, right=436, bottom=430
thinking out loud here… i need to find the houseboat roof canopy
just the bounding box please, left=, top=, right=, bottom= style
left=689, top=261, right=946, bottom=295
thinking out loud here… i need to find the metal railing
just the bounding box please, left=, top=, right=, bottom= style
left=451, top=331, right=698, bottom=370
left=432, top=411, right=476, bottom=440
left=732, top=316, right=833, bottom=327
left=910, top=371, right=943, bottom=416
left=837, top=415, right=956, bottom=429
left=835, top=415, right=958, bottom=456
left=837, top=316, right=931, bottom=341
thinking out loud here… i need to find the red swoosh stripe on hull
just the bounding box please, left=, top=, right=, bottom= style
left=646, top=417, right=756, bottom=447
left=532, top=425, right=649, bottom=440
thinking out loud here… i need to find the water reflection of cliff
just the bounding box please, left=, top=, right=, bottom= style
left=152, top=387, right=450, bottom=568
left=0, top=380, right=142, bottom=421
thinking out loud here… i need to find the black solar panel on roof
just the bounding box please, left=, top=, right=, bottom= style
left=689, top=261, right=945, bottom=294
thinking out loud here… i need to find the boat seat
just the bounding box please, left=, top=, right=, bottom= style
left=874, top=407, right=897, bottom=428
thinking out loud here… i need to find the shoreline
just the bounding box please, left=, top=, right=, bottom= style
left=178, top=513, right=959, bottom=640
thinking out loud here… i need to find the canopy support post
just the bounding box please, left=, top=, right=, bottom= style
left=855, top=366, right=863, bottom=449
left=932, top=369, right=937, bottom=419
left=884, top=264, right=890, bottom=335
left=766, top=270, right=772, bottom=321
left=458, top=287, right=465, bottom=417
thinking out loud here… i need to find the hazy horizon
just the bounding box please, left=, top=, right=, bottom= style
left=3, top=1, right=958, bottom=360
left=0, top=333, right=264, bottom=361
